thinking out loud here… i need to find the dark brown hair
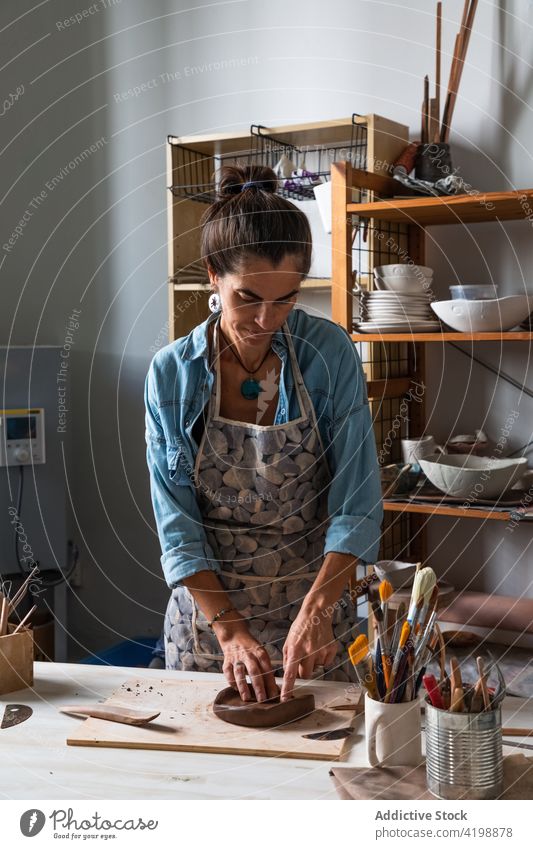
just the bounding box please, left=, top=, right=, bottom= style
left=200, top=164, right=312, bottom=278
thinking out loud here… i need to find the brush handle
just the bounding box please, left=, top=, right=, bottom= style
left=354, top=655, right=378, bottom=701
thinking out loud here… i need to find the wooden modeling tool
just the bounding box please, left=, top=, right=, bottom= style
left=60, top=705, right=161, bottom=726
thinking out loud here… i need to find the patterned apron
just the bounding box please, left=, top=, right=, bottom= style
left=164, top=315, right=359, bottom=682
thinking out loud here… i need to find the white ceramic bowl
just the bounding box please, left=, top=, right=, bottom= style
left=419, top=453, right=528, bottom=498
left=374, top=560, right=418, bottom=590
left=375, top=275, right=433, bottom=294
left=431, top=295, right=533, bottom=332
left=374, top=264, right=433, bottom=279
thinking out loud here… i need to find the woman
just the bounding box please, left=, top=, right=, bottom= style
left=145, top=164, right=382, bottom=703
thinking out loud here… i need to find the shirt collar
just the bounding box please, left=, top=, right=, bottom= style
left=182, top=310, right=292, bottom=361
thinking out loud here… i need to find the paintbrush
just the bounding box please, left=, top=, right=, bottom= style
left=407, top=567, right=436, bottom=632
left=390, top=601, right=406, bottom=656
left=384, top=621, right=411, bottom=703
left=378, top=579, right=393, bottom=653
left=348, top=635, right=378, bottom=701
left=371, top=601, right=391, bottom=689
left=374, top=637, right=386, bottom=700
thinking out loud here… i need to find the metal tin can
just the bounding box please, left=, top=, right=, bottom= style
left=425, top=701, right=503, bottom=799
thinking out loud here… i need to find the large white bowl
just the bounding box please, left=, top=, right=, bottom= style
left=375, top=263, right=433, bottom=279
left=419, top=453, right=528, bottom=498
left=431, top=295, right=533, bottom=332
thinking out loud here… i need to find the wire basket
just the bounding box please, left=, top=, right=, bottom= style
left=168, top=114, right=368, bottom=204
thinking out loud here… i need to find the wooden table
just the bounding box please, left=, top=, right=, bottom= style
left=0, top=663, right=365, bottom=800
left=2, top=663, right=532, bottom=800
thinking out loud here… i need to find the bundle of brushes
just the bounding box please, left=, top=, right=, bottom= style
left=423, top=652, right=506, bottom=713
left=348, top=566, right=439, bottom=704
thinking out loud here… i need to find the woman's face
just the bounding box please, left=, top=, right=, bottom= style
left=209, top=255, right=303, bottom=349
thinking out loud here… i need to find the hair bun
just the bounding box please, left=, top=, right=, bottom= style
left=217, top=164, right=278, bottom=199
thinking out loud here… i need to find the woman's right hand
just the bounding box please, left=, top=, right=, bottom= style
left=214, top=619, right=279, bottom=703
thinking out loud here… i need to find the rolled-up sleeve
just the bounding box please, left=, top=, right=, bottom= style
left=144, top=362, right=220, bottom=588
left=323, top=335, right=383, bottom=564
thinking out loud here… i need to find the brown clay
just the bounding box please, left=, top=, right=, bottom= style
left=213, top=687, right=316, bottom=728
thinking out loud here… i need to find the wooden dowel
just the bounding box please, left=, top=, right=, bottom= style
left=0, top=597, right=8, bottom=637
left=502, top=728, right=533, bottom=737
left=12, top=604, right=37, bottom=634
left=435, top=1, right=442, bottom=141
left=8, top=566, right=39, bottom=613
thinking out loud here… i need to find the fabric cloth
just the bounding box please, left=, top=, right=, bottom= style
left=145, top=308, right=383, bottom=587
left=163, top=315, right=360, bottom=679
left=329, top=754, right=533, bottom=800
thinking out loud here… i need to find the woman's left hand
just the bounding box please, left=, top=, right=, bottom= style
left=280, top=607, right=339, bottom=701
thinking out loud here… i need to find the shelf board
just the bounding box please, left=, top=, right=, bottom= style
left=347, top=188, right=533, bottom=226
left=351, top=331, right=533, bottom=342
left=301, top=278, right=332, bottom=290
left=383, top=500, right=513, bottom=521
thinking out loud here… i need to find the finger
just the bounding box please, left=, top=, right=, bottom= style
left=223, top=661, right=237, bottom=691
left=324, top=640, right=339, bottom=667
left=280, top=657, right=298, bottom=702
left=256, top=647, right=279, bottom=700
left=233, top=661, right=252, bottom=701
left=298, top=653, right=315, bottom=680
left=245, top=657, right=268, bottom=702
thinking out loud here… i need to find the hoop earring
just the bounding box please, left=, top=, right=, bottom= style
left=208, top=291, right=221, bottom=313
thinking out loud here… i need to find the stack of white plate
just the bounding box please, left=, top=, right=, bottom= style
left=355, top=290, right=441, bottom=333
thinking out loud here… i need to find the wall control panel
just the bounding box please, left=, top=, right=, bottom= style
left=0, top=408, right=46, bottom=466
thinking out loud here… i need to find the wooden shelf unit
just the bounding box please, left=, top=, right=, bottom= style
left=331, top=160, right=533, bottom=561
left=166, top=115, right=409, bottom=341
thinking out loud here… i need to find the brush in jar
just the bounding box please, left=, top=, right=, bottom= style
left=384, top=621, right=412, bottom=703
left=348, top=634, right=378, bottom=701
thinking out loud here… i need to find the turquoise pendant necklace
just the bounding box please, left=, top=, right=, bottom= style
left=219, top=325, right=272, bottom=400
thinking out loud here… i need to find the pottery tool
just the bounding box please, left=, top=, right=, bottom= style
left=423, top=673, right=444, bottom=709
left=501, top=728, right=533, bottom=737
left=1, top=704, right=33, bottom=729
left=12, top=604, right=37, bottom=634
left=0, top=596, right=8, bottom=636
left=486, top=651, right=507, bottom=708
left=473, top=655, right=491, bottom=711
left=7, top=565, right=40, bottom=613
left=348, top=635, right=378, bottom=700
left=303, top=726, right=353, bottom=741
left=59, top=704, right=161, bottom=726
left=501, top=739, right=533, bottom=751
left=384, top=621, right=411, bottom=703
left=450, top=686, right=464, bottom=712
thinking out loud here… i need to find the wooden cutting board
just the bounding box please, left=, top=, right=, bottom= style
left=66, top=677, right=362, bottom=761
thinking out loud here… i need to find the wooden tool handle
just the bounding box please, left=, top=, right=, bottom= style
left=450, top=685, right=464, bottom=712
left=502, top=728, right=533, bottom=737
left=60, top=704, right=160, bottom=726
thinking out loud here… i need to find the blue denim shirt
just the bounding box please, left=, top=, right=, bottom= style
left=145, top=308, right=383, bottom=589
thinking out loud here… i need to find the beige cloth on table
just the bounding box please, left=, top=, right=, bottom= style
left=330, top=754, right=533, bottom=800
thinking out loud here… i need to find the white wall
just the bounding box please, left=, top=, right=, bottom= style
left=1, top=0, right=531, bottom=658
